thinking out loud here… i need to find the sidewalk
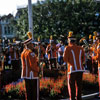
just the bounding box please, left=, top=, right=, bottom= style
left=60, top=92, right=99, bottom=100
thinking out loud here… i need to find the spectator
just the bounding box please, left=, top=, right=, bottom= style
left=57, top=40, right=65, bottom=66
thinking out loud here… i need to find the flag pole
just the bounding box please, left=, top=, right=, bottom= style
left=28, top=0, right=33, bottom=39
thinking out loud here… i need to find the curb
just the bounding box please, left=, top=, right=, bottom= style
left=60, top=92, right=99, bottom=100
left=82, top=92, right=99, bottom=100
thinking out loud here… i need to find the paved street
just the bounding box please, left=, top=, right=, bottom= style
left=60, top=98, right=100, bottom=100
left=86, top=97, right=100, bottom=100
left=60, top=92, right=100, bottom=100
left=60, top=97, right=100, bottom=100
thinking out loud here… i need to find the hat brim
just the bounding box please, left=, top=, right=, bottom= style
left=50, top=40, right=54, bottom=43
left=23, top=38, right=33, bottom=45
left=68, top=36, right=76, bottom=40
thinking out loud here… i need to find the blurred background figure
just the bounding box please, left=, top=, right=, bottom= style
left=46, top=35, right=58, bottom=69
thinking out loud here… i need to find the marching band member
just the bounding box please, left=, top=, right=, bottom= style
left=9, top=43, right=20, bottom=71
left=92, top=35, right=100, bottom=98
left=35, top=37, right=45, bottom=77
left=63, top=32, right=85, bottom=100
left=46, top=35, right=58, bottom=69
left=89, top=34, right=92, bottom=45
left=35, top=37, right=45, bottom=61
left=90, top=36, right=98, bottom=74
left=93, top=31, right=97, bottom=37
left=21, top=37, right=39, bottom=100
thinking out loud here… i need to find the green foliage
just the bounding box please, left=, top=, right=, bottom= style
left=14, top=8, right=28, bottom=40
left=14, top=0, right=100, bottom=41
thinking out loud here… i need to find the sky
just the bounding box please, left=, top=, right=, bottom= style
left=0, top=0, right=39, bottom=16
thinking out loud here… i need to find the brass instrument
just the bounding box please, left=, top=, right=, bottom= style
left=79, top=37, right=89, bottom=50
left=79, top=37, right=91, bottom=59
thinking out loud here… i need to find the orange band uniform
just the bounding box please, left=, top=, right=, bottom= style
left=46, top=44, right=57, bottom=59
left=63, top=45, right=85, bottom=74
left=21, top=48, right=39, bottom=78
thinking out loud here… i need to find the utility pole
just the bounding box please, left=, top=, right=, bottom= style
left=28, top=0, right=33, bottom=39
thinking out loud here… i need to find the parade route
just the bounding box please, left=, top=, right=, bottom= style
left=60, top=92, right=99, bottom=100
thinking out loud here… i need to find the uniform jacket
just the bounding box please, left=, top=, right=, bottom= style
left=93, top=43, right=100, bottom=68
left=21, top=48, right=39, bottom=79
left=46, top=44, right=57, bottom=59
left=63, top=44, right=85, bottom=74
left=35, top=45, right=45, bottom=59
left=90, top=44, right=97, bottom=56
left=89, top=44, right=98, bottom=64
left=9, top=47, right=19, bottom=60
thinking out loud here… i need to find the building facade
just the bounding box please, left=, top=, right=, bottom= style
left=0, top=14, right=16, bottom=40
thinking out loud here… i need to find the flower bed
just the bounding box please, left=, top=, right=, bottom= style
left=0, top=70, right=99, bottom=99
left=82, top=73, right=98, bottom=95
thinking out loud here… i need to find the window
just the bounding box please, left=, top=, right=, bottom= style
left=8, top=26, right=10, bottom=34
left=11, top=27, right=13, bottom=34
left=4, top=27, right=7, bottom=34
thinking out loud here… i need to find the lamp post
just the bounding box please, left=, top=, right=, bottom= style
left=28, top=0, right=33, bottom=39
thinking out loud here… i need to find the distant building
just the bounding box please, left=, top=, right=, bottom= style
left=0, top=14, right=16, bottom=40
left=94, top=0, right=100, bottom=3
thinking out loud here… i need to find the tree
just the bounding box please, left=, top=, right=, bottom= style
left=14, top=8, right=28, bottom=40
left=14, top=0, right=100, bottom=41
